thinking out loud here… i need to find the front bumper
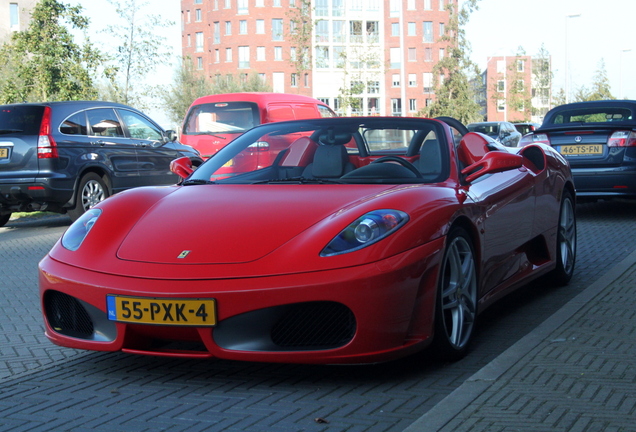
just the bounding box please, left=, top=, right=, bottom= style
left=39, top=238, right=444, bottom=364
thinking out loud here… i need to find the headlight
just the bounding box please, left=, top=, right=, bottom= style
left=321, top=209, right=409, bottom=257
left=61, top=209, right=102, bottom=251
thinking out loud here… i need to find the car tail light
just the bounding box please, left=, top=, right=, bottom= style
left=519, top=133, right=550, bottom=147
left=37, top=106, right=59, bottom=159
left=607, top=131, right=636, bottom=147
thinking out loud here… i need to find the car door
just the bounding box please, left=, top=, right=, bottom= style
left=84, top=108, right=140, bottom=192
left=464, top=167, right=537, bottom=292
left=117, top=109, right=179, bottom=186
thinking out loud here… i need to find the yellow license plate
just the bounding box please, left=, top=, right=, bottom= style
left=0, top=148, right=8, bottom=159
left=559, top=144, right=603, bottom=156
left=107, top=296, right=216, bottom=326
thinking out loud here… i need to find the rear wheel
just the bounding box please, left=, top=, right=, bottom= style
left=433, top=227, right=478, bottom=361
left=0, top=213, right=10, bottom=227
left=550, top=190, right=576, bottom=285
left=67, top=173, right=109, bottom=222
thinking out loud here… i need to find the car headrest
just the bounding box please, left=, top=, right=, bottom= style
left=318, top=131, right=352, bottom=146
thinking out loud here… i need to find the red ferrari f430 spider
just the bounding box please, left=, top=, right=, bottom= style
left=39, top=116, right=576, bottom=364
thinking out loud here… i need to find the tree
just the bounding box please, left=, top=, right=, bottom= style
left=162, top=57, right=214, bottom=125
left=101, top=0, right=173, bottom=109
left=418, top=0, right=482, bottom=123
left=286, top=0, right=313, bottom=94
left=573, top=59, right=615, bottom=102
left=0, top=0, right=103, bottom=103
left=532, top=43, right=552, bottom=116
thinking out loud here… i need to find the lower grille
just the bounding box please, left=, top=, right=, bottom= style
left=271, top=302, right=356, bottom=349
left=44, top=290, right=94, bottom=339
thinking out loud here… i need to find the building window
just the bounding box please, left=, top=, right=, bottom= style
left=408, top=73, right=416, bottom=87
left=256, top=46, right=266, bottom=61
left=213, top=22, right=220, bottom=43
left=368, top=98, right=379, bottom=115
left=425, top=47, right=432, bottom=62
left=517, top=59, right=525, bottom=72
left=255, top=19, right=264, bottom=34
left=304, top=73, right=309, bottom=87
left=391, top=98, right=402, bottom=116
left=238, top=46, right=250, bottom=68
left=333, top=20, right=345, bottom=43
left=291, top=73, right=298, bottom=87
left=195, top=32, right=204, bottom=52
left=424, top=0, right=431, bottom=10
left=439, top=22, right=445, bottom=36
left=225, top=21, right=231, bottom=35
left=349, top=21, right=362, bottom=43
left=423, top=73, right=433, bottom=93
left=389, top=0, right=400, bottom=17
left=497, top=99, right=506, bottom=112
left=273, top=0, right=281, bottom=6
left=497, top=60, right=505, bottom=73
left=409, top=99, right=417, bottom=112
left=225, top=48, right=232, bottom=62
left=259, top=73, right=266, bottom=82
left=316, top=20, right=329, bottom=42
left=366, top=21, right=379, bottom=43
left=195, top=9, right=202, bottom=22
left=237, top=0, right=248, bottom=14
left=368, top=81, right=380, bottom=94
left=423, top=21, right=433, bottom=43
left=439, top=0, right=445, bottom=10
left=333, top=0, right=344, bottom=16
left=194, top=0, right=202, bottom=3
left=272, top=19, right=283, bottom=40
left=391, top=22, right=400, bottom=36
left=315, top=0, right=328, bottom=16
left=390, top=47, right=401, bottom=69
left=187, top=34, right=191, bottom=47
left=439, top=48, right=445, bottom=59
left=407, top=22, right=416, bottom=36
left=497, top=80, right=505, bottom=92
left=224, top=0, right=231, bottom=8
left=333, top=46, right=345, bottom=68
left=215, top=49, right=220, bottom=63
left=315, top=46, right=329, bottom=68
left=256, top=0, right=264, bottom=5
left=196, top=57, right=203, bottom=70
left=239, top=20, right=247, bottom=34
left=408, top=47, right=416, bottom=62
left=392, top=74, right=400, bottom=87
left=407, top=0, right=415, bottom=10
left=274, top=46, right=283, bottom=61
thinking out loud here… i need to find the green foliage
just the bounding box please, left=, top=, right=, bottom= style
left=100, top=0, right=174, bottom=109
left=418, top=0, right=482, bottom=124
left=572, top=59, right=615, bottom=102
left=286, top=0, right=313, bottom=82
left=0, top=0, right=103, bottom=103
left=162, top=57, right=214, bottom=125
left=209, top=73, right=272, bottom=94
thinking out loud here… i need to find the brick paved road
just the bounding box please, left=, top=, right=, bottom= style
left=1, top=199, right=635, bottom=431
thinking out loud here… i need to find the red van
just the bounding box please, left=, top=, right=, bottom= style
left=181, top=93, right=336, bottom=161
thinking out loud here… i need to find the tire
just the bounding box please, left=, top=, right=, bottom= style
left=0, top=213, right=10, bottom=227
left=550, top=190, right=576, bottom=285
left=433, top=227, right=478, bottom=361
left=67, top=173, right=109, bottom=222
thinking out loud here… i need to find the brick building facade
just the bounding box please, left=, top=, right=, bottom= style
left=181, top=0, right=454, bottom=116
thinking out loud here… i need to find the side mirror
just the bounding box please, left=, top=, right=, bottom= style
left=170, top=156, right=194, bottom=179
left=461, top=151, right=524, bottom=183
left=164, top=130, right=178, bottom=142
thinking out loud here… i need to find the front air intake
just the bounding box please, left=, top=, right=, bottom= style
left=44, top=290, right=94, bottom=339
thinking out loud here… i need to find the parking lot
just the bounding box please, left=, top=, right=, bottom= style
left=1, top=199, right=635, bottom=432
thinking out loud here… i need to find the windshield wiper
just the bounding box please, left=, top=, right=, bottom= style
left=252, top=176, right=343, bottom=185
left=182, top=179, right=216, bottom=185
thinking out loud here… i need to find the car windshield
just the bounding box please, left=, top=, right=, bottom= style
left=182, top=101, right=259, bottom=134
left=467, top=123, right=499, bottom=138
left=188, top=117, right=448, bottom=185
left=550, top=107, right=634, bottom=124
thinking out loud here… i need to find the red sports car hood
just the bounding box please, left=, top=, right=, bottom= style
left=116, top=185, right=397, bottom=265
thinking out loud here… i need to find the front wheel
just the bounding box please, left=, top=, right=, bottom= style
left=67, top=173, right=109, bottom=222
left=549, top=190, right=576, bottom=285
left=433, top=227, right=478, bottom=361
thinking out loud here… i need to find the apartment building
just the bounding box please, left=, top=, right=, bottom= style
left=480, top=55, right=552, bottom=123
left=181, top=0, right=453, bottom=116
left=0, top=0, right=36, bottom=42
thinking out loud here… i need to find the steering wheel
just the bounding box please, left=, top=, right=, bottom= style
left=370, top=156, right=423, bottom=178
left=435, top=116, right=470, bottom=136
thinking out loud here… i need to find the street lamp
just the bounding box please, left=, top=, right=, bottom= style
left=565, top=13, right=581, bottom=104
left=620, top=48, right=632, bottom=99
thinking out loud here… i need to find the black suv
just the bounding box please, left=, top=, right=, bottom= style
left=0, top=101, right=202, bottom=226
